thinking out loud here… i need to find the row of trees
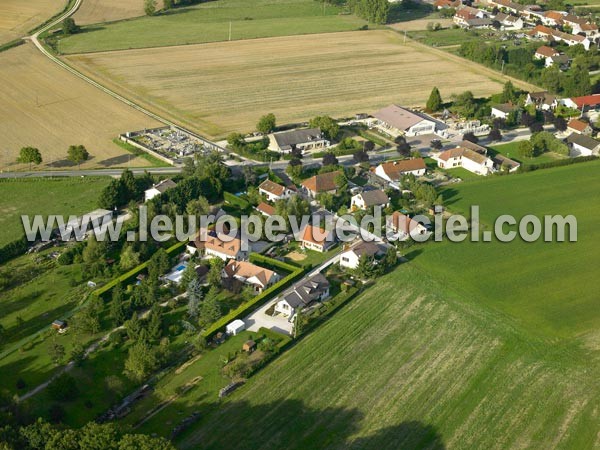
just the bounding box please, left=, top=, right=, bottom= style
left=0, top=418, right=174, bottom=448
left=16, top=145, right=89, bottom=169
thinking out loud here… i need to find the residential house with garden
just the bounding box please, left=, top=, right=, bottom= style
left=258, top=179, right=296, bottom=202
left=434, top=146, right=495, bottom=175
left=525, top=92, right=557, bottom=111
left=222, top=260, right=279, bottom=294
left=387, top=211, right=427, bottom=240
left=350, top=189, right=390, bottom=211
left=491, top=103, right=518, bottom=120
left=268, top=128, right=329, bottom=154
left=188, top=229, right=249, bottom=261
left=374, top=158, right=427, bottom=182
left=566, top=133, right=600, bottom=157
left=274, top=273, right=330, bottom=318
left=567, top=119, right=593, bottom=136
left=299, top=224, right=335, bottom=253
left=301, top=171, right=341, bottom=198
left=256, top=202, right=276, bottom=217
left=339, top=241, right=387, bottom=270
left=144, top=179, right=176, bottom=202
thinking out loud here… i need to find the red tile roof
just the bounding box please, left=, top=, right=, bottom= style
left=301, top=171, right=341, bottom=194
left=535, top=45, right=559, bottom=58
left=568, top=119, right=590, bottom=132
left=256, top=202, right=276, bottom=216
left=571, top=94, right=600, bottom=108
left=301, top=225, right=331, bottom=246
left=379, top=158, right=426, bottom=180
left=259, top=179, right=285, bottom=196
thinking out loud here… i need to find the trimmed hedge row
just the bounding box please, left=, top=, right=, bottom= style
left=520, top=155, right=598, bottom=172
left=0, top=235, right=28, bottom=265
left=202, top=256, right=304, bottom=339
left=91, top=241, right=187, bottom=299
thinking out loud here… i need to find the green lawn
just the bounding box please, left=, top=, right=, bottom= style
left=414, top=160, right=600, bottom=339
left=490, top=141, right=567, bottom=166
left=0, top=177, right=111, bottom=247
left=57, top=0, right=370, bottom=54
left=445, top=167, right=481, bottom=181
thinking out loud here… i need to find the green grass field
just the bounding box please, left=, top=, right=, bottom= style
left=490, top=141, right=567, bottom=166
left=413, top=160, right=600, bottom=339
left=178, top=265, right=600, bottom=449
left=0, top=177, right=111, bottom=247
left=176, top=161, right=600, bottom=449
left=57, top=0, right=369, bottom=54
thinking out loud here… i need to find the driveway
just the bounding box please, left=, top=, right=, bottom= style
left=244, top=298, right=293, bottom=335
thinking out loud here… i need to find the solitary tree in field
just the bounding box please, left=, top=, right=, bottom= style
left=426, top=87, right=443, bottom=112
left=67, top=144, right=89, bottom=169
left=62, top=18, right=79, bottom=36
left=257, top=113, right=276, bottom=134
left=144, top=0, right=157, bottom=16
left=17, top=147, right=42, bottom=170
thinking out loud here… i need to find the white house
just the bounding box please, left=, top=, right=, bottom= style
left=372, top=105, right=436, bottom=137
left=434, top=146, right=495, bottom=175
left=188, top=229, right=249, bottom=261
left=274, top=274, right=330, bottom=318
left=258, top=179, right=296, bottom=202
left=525, top=92, right=558, bottom=111
left=339, top=241, right=386, bottom=270
left=375, top=158, right=427, bottom=181
left=222, top=260, right=279, bottom=294
left=350, top=190, right=389, bottom=211
left=386, top=211, right=427, bottom=240
left=567, top=119, right=593, bottom=136
left=268, top=128, right=330, bottom=154
left=299, top=225, right=335, bottom=253
left=492, top=154, right=521, bottom=173
left=144, top=179, right=176, bottom=202
left=494, top=12, right=524, bottom=30
left=566, top=133, right=600, bottom=157
left=491, top=103, right=518, bottom=120
left=534, top=45, right=560, bottom=60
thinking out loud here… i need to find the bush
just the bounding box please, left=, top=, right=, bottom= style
left=47, top=374, right=79, bottom=402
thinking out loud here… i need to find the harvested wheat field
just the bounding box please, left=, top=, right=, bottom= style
left=73, top=0, right=164, bottom=25
left=0, top=43, right=161, bottom=170
left=65, top=30, right=535, bottom=139
left=0, top=0, right=65, bottom=44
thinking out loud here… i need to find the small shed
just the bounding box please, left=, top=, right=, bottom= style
left=51, top=320, right=67, bottom=330
left=242, top=340, right=256, bottom=353
left=226, top=319, right=246, bottom=336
